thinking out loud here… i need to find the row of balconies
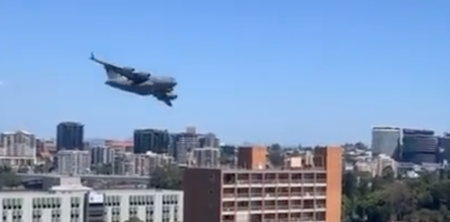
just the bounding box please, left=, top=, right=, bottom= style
left=222, top=204, right=326, bottom=212
left=222, top=192, right=326, bottom=198
left=223, top=218, right=325, bottom=222
left=223, top=179, right=326, bottom=185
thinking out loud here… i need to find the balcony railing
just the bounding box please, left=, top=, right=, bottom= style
left=222, top=204, right=326, bottom=212
left=225, top=179, right=327, bottom=185
left=263, top=219, right=316, bottom=222
left=222, top=192, right=326, bottom=198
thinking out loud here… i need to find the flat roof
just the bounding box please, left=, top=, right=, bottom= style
left=0, top=188, right=182, bottom=194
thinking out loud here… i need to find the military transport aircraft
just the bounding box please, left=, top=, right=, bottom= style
left=90, top=53, right=178, bottom=107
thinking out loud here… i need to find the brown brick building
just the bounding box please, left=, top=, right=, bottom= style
left=183, top=146, right=342, bottom=222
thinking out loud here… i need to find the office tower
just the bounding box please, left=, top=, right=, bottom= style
left=57, top=150, right=91, bottom=175
left=56, top=122, right=84, bottom=151
left=173, top=132, right=199, bottom=164
left=371, top=126, right=401, bottom=156
left=439, top=133, right=450, bottom=163
left=90, top=146, right=115, bottom=165
left=183, top=146, right=343, bottom=222
left=192, top=147, right=220, bottom=167
left=0, top=130, right=37, bottom=167
left=186, top=126, right=196, bottom=134
left=133, top=129, right=170, bottom=154
left=199, top=133, right=220, bottom=148
left=400, top=129, right=438, bottom=164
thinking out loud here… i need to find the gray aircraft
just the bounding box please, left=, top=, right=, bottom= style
left=90, top=53, right=178, bottom=107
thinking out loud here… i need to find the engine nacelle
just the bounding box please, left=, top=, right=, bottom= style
left=135, top=72, right=151, bottom=78
left=166, top=93, right=178, bottom=100
left=122, top=67, right=135, bottom=72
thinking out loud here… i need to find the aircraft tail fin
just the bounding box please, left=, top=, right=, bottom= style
left=90, top=52, right=95, bottom=60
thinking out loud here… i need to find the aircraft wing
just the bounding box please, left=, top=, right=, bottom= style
left=115, top=70, right=135, bottom=80
left=90, top=52, right=136, bottom=80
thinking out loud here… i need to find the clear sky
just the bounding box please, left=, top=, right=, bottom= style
left=1, top=1, right=449, bottom=145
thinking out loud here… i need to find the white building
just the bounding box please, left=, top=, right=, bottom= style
left=57, top=150, right=91, bottom=175
left=173, top=133, right=199, bottom=164
left=371, top=126, right=401, bottom=156
left=113, top=151, right=135, bottom=175
left=90, top=146, right=115, bottom=165
left=0, top=177, right=183, bottom=222
left=371, top=154, right=398, bottom=177
left=0, top=130, right=37, bottom=168
left=191, top=147, right=220, bottom=167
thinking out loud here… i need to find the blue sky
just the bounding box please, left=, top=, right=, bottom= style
left=0, top=1, right=449, bottom=145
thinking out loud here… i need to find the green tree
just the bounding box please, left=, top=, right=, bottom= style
left=93, top=163, right=113, bottom=175
left=267, top=144, right=284, bottom=167
left=148, top=165, right=182, bottom=190
left=0, top=166, right=20, bottom=189
left=123, top=217, right=143, bottom=222
left=33, top=160, right=54, bottom=173
left=343, top=167, right=450, bottom=222
left=343, top=172, right=357, bottom=198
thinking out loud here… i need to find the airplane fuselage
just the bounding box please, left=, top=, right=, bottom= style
left=105, top=76, right=176, bottom=96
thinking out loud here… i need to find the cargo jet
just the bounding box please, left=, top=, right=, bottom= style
left=90, top=53, right=178, bottom=107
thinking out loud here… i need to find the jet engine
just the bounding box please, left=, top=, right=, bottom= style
left=166, top=93, right=178, bottom=100
left=135, top=72, right=151, bottom=78
left=122, top=67, right=135, bottom=72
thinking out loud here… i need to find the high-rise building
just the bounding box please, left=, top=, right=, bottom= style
left=199, top=133, right=220, bottom=148
left=400, top=129, right=438, bottom=164
left=192, top=147, right=220, bottom=167
left=133, top=129, right=170, bottom=154
left=183, top=146, right=343, bottom=222
left=113, top=151, right=135, bottom=175
left=186, top=126, right=196, bottom=134
left=438, top=133, right=450, bottom=163
left=56, top=122, right=84, bottom=151
left=371, top=126, right=401, bottom=156
left=57, top=150, right=91, bottom=175
left=0, top=130, right=37, bottom=167
left=173, top=132, right=199, bottom=164
left=90, top=146, right=115, bottom=165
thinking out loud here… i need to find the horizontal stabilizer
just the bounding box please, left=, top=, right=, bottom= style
left=164, top=100, right=173, bottom=107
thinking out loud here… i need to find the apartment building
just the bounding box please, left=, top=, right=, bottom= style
left=90, top=146, right=115, bottom=165
left=173, top=132, right=199, bottom=164
left=183, top=146, right=342, bottom=222
left=0, top=177, right=183, bottom=222
left=192, top=147, right=220, bottom=167
left=0, top=130, right=37, bottom=168
left=57, top=150, right=91, bottom=175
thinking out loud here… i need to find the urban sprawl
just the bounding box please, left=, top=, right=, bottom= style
left=0, top=124, right=448, bottom=222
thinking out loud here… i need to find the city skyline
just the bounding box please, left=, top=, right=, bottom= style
left=1, top=1, right=449, bottom=145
